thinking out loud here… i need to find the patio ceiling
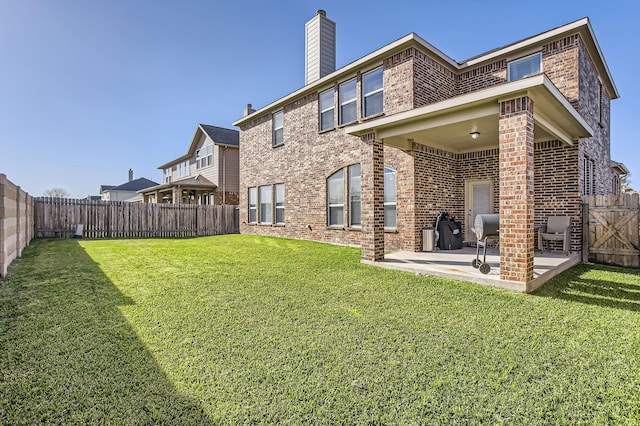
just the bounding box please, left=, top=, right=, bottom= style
left=347, top=74, right=593, bottom=153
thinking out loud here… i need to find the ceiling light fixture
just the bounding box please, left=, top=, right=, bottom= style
left=470, top=131, right=480, bottom=140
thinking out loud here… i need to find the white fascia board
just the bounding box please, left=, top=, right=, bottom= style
left=233, top=34, right=460, bottom=127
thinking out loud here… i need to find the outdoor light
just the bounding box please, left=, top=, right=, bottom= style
left=470, top=132, right=480, bottom=140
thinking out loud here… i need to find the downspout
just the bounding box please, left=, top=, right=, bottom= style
left=222, top=146, right=226, bottom=205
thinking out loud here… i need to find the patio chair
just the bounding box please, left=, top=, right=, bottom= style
left=538, top=216, right=571, bottom=255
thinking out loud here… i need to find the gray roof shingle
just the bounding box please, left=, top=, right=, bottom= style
left=199, top=124, right=239, bottom=147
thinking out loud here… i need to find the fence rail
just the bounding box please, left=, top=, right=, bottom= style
left=35, top=199, right=239, bottom=239
left=0, top=174, right=35, bottom=278
left=583, top=193, right=640, bottom=268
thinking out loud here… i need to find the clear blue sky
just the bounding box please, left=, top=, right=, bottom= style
left=1, top=0, right=638, bottom=197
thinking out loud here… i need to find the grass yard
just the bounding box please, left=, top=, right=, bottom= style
left=1, top=235, right=639, bottom=424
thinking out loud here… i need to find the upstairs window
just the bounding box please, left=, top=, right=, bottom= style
left=163, top=168, right=172, bottom=184
left=196, top=144, right=213, bottom=169
left=339, top=78, right=357, bottom=125
left=319, top=89, right=335, bottom=131
left=327, top=169, right=344, bottom=226
left=363, top=67, right=383, bottom=118
left=273, top=111, right=284, bottom=147
left=508, top=52, right=542, bottom=82
left=177, top=160, right=190, bottom=178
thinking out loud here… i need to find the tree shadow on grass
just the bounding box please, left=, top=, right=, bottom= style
left=533, top=263, right=640, bottom=312
left=0, top=240, right=211, bottom=424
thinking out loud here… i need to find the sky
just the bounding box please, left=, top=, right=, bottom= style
left=1, top=0, right=638, bottom=198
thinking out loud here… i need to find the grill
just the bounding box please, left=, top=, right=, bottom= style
left=471, top=214, right=500, bottom=274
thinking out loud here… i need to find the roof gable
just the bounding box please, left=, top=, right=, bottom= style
left=109, top=177, right=159, bottom=192
left=158, top=124, right=239, bottom=169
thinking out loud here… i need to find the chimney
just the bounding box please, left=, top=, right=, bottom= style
left=243, top=103, right=256, bottom=117
left=128, top=168, right=133, bottom=182
left=305, top=10, right=336, bottom=85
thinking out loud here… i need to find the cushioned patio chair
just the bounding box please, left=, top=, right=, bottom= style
left=538, top=216, right=571, bottom=255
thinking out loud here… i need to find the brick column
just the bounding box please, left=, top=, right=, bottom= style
left=499, top=96, right=535, bottom=283
left=361, top=132, right=384, bottom=261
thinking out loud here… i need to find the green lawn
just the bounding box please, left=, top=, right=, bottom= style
left=1, top=236, right=639, bottom=424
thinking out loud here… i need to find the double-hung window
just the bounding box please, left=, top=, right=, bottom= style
left=363, top=67, right=383, bottom=118
left=259, top=185, right=272, bottom=223
left=177, top=160, right=190, bottom=178
left=348, top=164, right=361, bottom=227
left=327, top=169, right=344, bottom=226
left=384, top=167, right=397, bottom=228
left=319, top=89, right=335, bottom=131
left=508, top=52, right=542, bottom=82
left=339, top=79, right=357, bottom=125
left=196, top=144, right=213, bottom=169
left=163, top=168, right=172, bottom=184
left=248, top=187, right=257, bottom=223
left=274, top=183, right=285, bottom=224
left=273, top=111, right=284, bottom=147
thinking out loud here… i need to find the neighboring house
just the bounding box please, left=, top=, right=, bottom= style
left=610, top=160, right=630, bottom=194
left=233, top=11, right=619, bottom=286
left=140, top=124, right=239, bottom=205
left=100, top=169, right=159, bottom=202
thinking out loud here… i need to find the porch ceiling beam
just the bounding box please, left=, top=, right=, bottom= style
left=534, top=112, right=574, bottom=146
left=376, top=104, right=499, bottom=140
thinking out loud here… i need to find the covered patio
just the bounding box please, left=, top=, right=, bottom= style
left=368, top=248, right=580, bottom=292
left=348, top=74, right=593, bottom=288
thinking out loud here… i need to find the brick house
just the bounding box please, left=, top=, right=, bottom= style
left=140, top=124, right=240, bottom=205
left=233, top=11, right=618, bottom=285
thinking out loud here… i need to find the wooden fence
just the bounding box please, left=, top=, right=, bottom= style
left=0, top=174, right=35, bottom=278
left=35, top=199, right=239, bottom=239
left=583, top=193, right=640, bottom=268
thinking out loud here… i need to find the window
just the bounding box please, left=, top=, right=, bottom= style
left=508, top=52, right=542, bottom=82
left=327, top=169, right=344, bottom=226
left=319, top=89, right=335, bottom=131
left=363, top=67, right=383, bottom=118
left=348, top=164, right=361, bottom=227
left=583, top=155, right=595, bottom=196
left=384, top=167, right=397, bottom=228
left=275, top=184, right=285, bottom=224
left=177, top=160, right=190, bottom=178
left=259, top=185, right=272, bottom=224
left=196, top=144, right=213, bottom=169
left=273, top=111, right=283, bottom=146
left=163, top=168, right=172, bottom=184
left=248, top=187, right=257, bottom=223
left=339, top=78, right=357, bottom=125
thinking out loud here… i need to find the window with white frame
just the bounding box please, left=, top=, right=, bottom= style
left=319, top=88, right=335, bottom=131
left=348, top=164, right=361, bottom=227
left=163, top=168, right=172, bottom=184
left=273, top=111, right=284, bottom=147
left=259, top=185, right=272, bottom=223
left=339, top=78, right=357, bottom=125
left=248, top=187, right=257, bottom=223
left=384, top=167, right=397, bottom=228
left=275, top=183, right=285, bottom=224
left=583, top=155, right=595, bottom=196
left=177, top=160, right=190, bottom=178
left=363, top=67, right=383, bottom=118
left=196, top=144, right=213, bottom=169
left=508, top=52, right=542, bottom=82
left=327, top=169, right=344, bottom=226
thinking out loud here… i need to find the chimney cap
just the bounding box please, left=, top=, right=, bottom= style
left=315, top=10, right=326, bottom=17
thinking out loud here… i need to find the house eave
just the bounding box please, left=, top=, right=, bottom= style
left=346, top=74, right=593, bottom=149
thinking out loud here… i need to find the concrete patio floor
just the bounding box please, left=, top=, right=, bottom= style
left=365, top=247, right=581, bottom=292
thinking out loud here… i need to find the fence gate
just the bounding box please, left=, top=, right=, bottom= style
left=584, top=194, right=640, bottom=268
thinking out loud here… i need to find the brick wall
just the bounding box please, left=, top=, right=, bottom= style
left=457, top=59, right=507, bottom=95
left=412, top=48, right=457, bottom=107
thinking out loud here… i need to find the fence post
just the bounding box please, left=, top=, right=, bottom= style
left=581, top=201, right=589, bottom=263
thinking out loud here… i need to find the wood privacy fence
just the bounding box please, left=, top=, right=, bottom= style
left=35, top=199, right=239, bottom=239
left=583, top=193, right=640, bottom=268
left=0, top=174, right=35, bottom=278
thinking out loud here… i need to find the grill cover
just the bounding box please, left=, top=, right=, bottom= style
left=474, top=214, right=500, bottom=240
